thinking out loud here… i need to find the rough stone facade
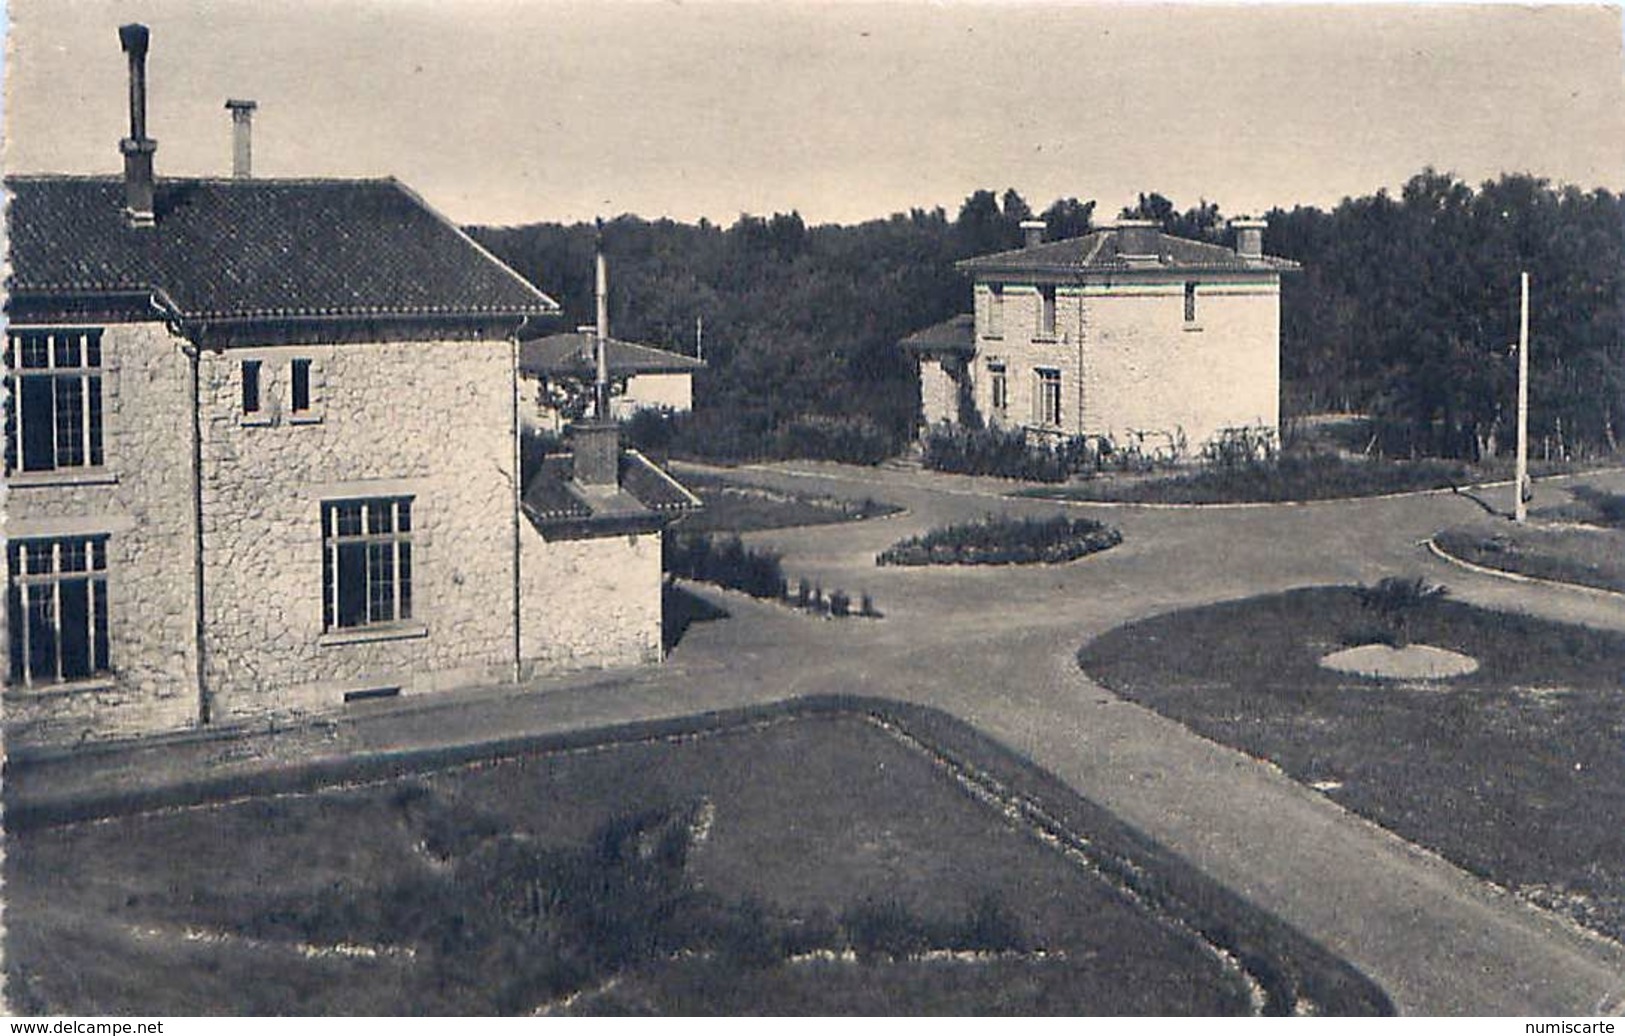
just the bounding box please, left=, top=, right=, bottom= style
left=195, top=338, right=520, bottom=723
left=972, top=278, right=1280, bottom=450
left=5, top=322, right=201, bottom=745
left=918, top=357, right=960, bottom=428
left=518, top=524, right=663, bottom=674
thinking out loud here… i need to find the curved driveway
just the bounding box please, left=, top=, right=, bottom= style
left=13, top=464, right=1625, bottom=1015
left=666, top=460, right=1625, bottom=1016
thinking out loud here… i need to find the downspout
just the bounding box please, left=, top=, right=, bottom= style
left=155, top=293, right=210, bottom=726
left=509, top=318, right=528, bottom=684
left=183, top=335, right=209, bottom=726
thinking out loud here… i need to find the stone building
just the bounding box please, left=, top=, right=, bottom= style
left=904, top=218, right=1299, bottom=455
left=519, top=330, right=706, bottom=433
left=3, top=24, right=697, bottom=747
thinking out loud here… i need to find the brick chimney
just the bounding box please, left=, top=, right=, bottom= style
left=225, top=99, right=257, bottom=178
left=1231, top=218, right=1267, bottom=262
left=1114, top=219, right=1161, bottom=261
left=1019, top=219, right=1047, bottom=249
left=118, top=24, right=157, bottom=227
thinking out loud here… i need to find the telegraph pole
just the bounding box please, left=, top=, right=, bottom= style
left=1514, top=271, right=1530, bottom=522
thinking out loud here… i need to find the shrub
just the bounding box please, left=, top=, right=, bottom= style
left=922, top=426, right=1087, bottom=482
left=1355, top=576, right=1448, bottom=648
left=840, top=898, right=929, bottom=963
left=1201, top=426, right=1279, bottom=471
left=877, top=514, right=1123, bottom=566
left=829, top=590, right=851, bottom=617
left=1571, top=486, right=1625, bottom=527
left=663, top=531, right=786, bottom=599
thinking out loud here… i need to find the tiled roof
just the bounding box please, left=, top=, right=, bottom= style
left=4, top=175, right=560, bottom=322
left=521, top=449, right=700, bottom=538
left=898, top=313, right=975, bottom=355
left=520, top=332, right=706, bottom=377
left=959, top=229, right=1300, bottom=276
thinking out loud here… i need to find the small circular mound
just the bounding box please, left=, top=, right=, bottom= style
left=1319, top=643, right=1479, bottom=680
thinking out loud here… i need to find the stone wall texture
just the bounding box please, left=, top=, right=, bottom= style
left=518, top=523, right=662, bottom=674
left=918, top=357, right=959, bottom=428
left=969, top=276, right=1280, bottom=451
left=5, top=322, right=201, bottom=745
left=195, top=338, right=520, bottom=723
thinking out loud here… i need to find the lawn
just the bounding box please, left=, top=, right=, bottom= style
left=1016, top=453, right=1476, bottom=505
left=4, top=701, right=1389, bottom=1016
left=1435, top=482, right=1625, bottom=594
left=1078, top=587, right=1625, bottom=943
left=678, top=472, right=901, bottom=533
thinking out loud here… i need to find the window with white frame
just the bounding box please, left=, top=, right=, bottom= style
left=1034, top=368, right=1063, bottom=427
left=1039, top=285, right=1057, bottom=338
left=322, top=497, right=414, bottom=631
left=5, top=330, right=105, bottom=475
left=986, top=284, right=1004, bottom=338
left=988, top=362, right=1008, bottom=412
left=7, top=536, right=111, bottom=686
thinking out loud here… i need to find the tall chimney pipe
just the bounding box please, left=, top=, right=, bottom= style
left=594, top=224, right=611, bottom=421
left=225, top=99, right=257, bottom=178
left=118, top=23, right=157, bottom=227
left=567, top=222, right=622, bottom=488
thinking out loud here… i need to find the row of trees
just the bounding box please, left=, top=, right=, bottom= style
left=471, top=172, right=1622, bottom=464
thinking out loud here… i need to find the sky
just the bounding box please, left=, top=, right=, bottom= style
left=3, top=1, right=1623, bottom=227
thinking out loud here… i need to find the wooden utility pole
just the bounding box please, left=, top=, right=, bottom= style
left=1514, top=271, right=1530, bottom=522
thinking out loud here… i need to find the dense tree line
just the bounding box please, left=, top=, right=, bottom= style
left=470, top=170, right=1622, bottom=464
left=1267, top=171, right=1623, bottom=459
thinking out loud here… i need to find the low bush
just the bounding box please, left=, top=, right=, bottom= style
left=877, top=514, right=1122, bottom=567
left=1354, top=576, right=1448, bottom=648
left=1018, top=452, right=1476, bottom=505
left=922, top=426, right=1090, bottom=482
left=664, top=531, right=787, bottom=600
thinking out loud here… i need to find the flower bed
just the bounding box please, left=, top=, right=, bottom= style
left=876, top=515, right=1122, bottom=567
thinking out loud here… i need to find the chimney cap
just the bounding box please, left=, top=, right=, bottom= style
left=225, top=98, right=258, bottom=112
left=118, top=22, right=150, bottom=55
left=1018, top=219, right=1047, bottom=230
left=1113, top=218, right=1161, bottom=229
left=1229, top=217, right=1268, bottom=230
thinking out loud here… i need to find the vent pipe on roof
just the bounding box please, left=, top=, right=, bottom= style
left=225, top=99, right=257, bottom=178
left=118, top=23, right=157, bottom=228
left=568, top=221, right=622, bottom=488
left=1231, top=218, right=1267, bottom=262
left=1019, top=219, right=1047, bottom=249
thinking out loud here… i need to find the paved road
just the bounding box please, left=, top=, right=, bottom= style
left=10, top=462, right=1625, bottom=1014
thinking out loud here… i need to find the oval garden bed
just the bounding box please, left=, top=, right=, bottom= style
left=876, top=515, right=1122, bottom=567
left=1079, top=584, right=1625, bottom=944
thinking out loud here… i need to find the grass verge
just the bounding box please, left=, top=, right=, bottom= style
left=5, top=697, right=1390, bottom=1016
left=1435, top=482, right=1625, bottom=594
left=678, top=472, right=901, bottom=533
left=1078, top=587, right=1625, bottom=943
